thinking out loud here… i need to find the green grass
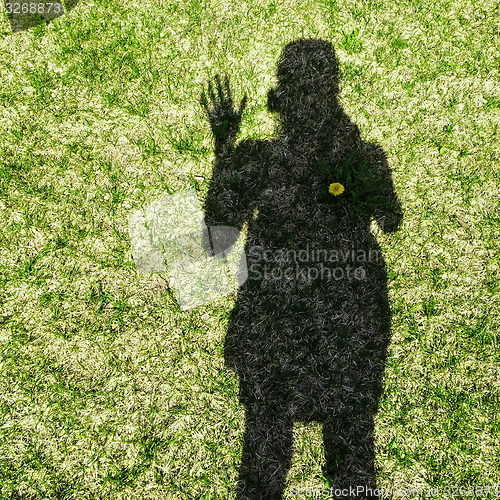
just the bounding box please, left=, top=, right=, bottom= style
left=0, top=0, right=499, bottom=498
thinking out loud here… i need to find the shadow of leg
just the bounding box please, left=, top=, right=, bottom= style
left=236, top=406, right=294, bottom=500
left=322, top=413, right=379, bottom=499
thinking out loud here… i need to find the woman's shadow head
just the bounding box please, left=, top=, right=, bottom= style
left=267, top=39, right=341, bottom=139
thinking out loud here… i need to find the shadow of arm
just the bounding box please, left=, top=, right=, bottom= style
left=204, top=140, right=264, bottom=235
left=371, top=147, right=403, bottom=233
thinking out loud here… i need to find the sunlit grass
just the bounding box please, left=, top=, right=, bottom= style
left=0, top=0, right=499, bottom=498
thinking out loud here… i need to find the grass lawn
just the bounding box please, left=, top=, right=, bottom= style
left=0, top=0, right=499, bottom=498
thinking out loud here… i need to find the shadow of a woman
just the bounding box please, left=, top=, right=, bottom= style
left=202, top=39, right=402, bottom=499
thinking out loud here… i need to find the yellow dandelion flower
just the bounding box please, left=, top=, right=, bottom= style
left=329, top=182, right=345, bottom=196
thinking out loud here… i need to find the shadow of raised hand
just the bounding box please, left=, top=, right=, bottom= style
left=201, top=74, right=247, bottom=143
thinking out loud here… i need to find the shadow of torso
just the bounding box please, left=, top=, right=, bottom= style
left=214, top=115, right=392, bottom=423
